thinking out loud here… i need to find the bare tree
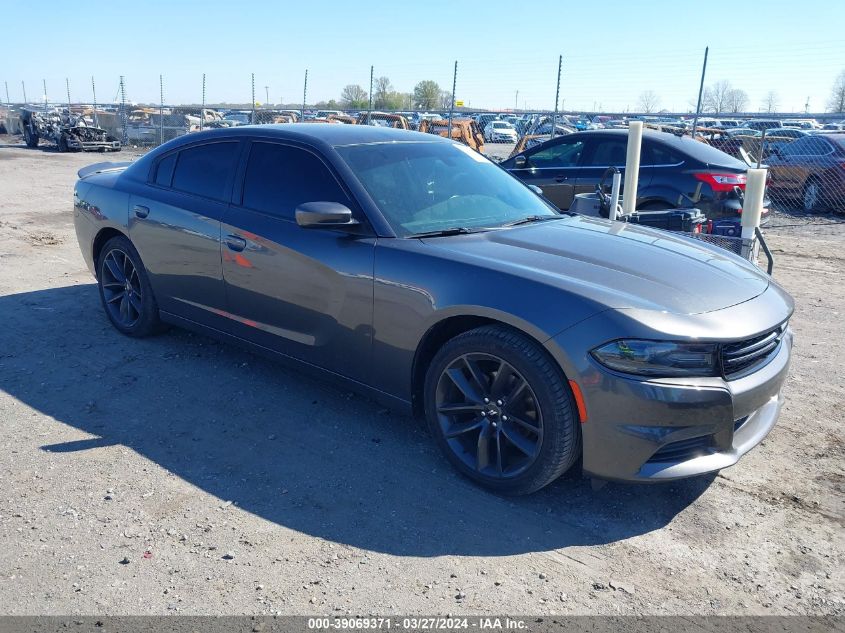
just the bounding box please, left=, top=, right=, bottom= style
left=702, top=80, right=734, bottom=113
left=637, top=90, right=660, bottom=114
left=827, top=70, right=845, bottom=113
left=340, top=84, right=368, bottom=109
left=762, top=90, right=780, bottom=114
left=413, top=80, right=441, bottom=110
left=373, top=76, right=393, bottom=110
left=725, top=88, right=749, bottom=113
left=439, top=90, right=453, bottom=110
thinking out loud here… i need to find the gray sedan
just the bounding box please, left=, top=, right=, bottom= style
left=73, top=125, right=793, bottom=494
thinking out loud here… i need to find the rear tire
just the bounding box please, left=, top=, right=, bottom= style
left=57, top=133, right=69, bottom=152
left=802, top=180, right=825, bottom=213
left=424, top=325, right=580, bottom=495
left=97, top=236, right=162, bottom=337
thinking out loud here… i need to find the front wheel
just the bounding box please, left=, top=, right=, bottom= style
left=97, top=235, right=162, bottom=337
left=802, top=180, right=824, bottom=213
left=23, top=125, right=39, bottom=148
left=424, top=325, right=580, bottom=495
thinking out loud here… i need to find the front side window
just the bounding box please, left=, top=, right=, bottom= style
left=241, top=142, right=350, bottom=220
left=527, top=140, right=585, bottom=168
left=171, top=142, right=239, bottom=202
left=337, top=142, right=558, bottom=236
left=583, top=140, right=627, bottom=167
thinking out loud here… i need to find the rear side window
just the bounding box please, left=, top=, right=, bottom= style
left=171, top=142, right=239, bottom=202
left=583, top=139, right=627, bottom=166
left=644, top=143, right=684, bottom=166
left=154, top=153, right=177, bottom=187
left=241, top=142, right=350, bottom=220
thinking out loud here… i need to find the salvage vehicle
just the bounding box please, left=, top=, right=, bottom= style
left=765, top=133, right=845, bottom=212
left=484, top=120, right=518, bottom=143
left=21, top=108, right=121, bottom=152
left=418, top=118, right=485, bottom=153
left=500, top=129, right=769, bottom=227
left=73, top=124, right=793, bottom=494
left=356, top=112, right=410, bottom=129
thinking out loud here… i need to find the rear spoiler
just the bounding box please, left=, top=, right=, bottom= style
left=77, top=162, right=132, bottom=180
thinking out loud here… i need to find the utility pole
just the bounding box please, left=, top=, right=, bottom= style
left=551, top=55, right=562, bottom=139
left=367, top=65, right=373, bottom=124
left=691, top=46, right=709, bottom=138
left=159, top=74, right=164, bottom=146
left=4, top=81, right=9, bottom=106
left=301, top=71, right=308, bottom=119
left=21, top=80, right=27, bottom=104
left=515, top=89, right=519, bottom=112
left=201, top=73, right=206, bottom=132
left=42, top=79, right=48, bottom=114
left=447, top=60, right=457, bottom=139
left=65, top=78, right=71, bottom=110
left=265, top=85, right=269, bottom=106
left=91, top=76, right=99, bottom=127
left=251, top=73, right=255, bottom=124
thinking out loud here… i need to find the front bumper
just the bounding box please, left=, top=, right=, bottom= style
left=544, top=296, right=793, bottom=482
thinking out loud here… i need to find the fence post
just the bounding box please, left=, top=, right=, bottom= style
left=91, top=76, right=99, bottom=128
left=251, top=73, right=255, bottom=124
left=159, top=74, right=164, bottom=146
left=65, top=78, right=71, bottom=111
left=302, top=69, right=308, bottom=121
left=201, top=73, right=206, bottom=132
left=622, top=121, right=643, bottom=215
left=119, top=76, right=127, bottom=146
left=551, top=55, right=562, bottom=139
left=691, top=46, right=709, bottom=139
left=42, top=79, right=48, bottom=114
left=4, top=81, right=9, bottom=107
left=21, top=80, right=27, bottom=104
left=741, top=168, right=766, bottom=262
left=447, top=60, right=457, bottom=139
left=367, top=65, right=373, bottom=125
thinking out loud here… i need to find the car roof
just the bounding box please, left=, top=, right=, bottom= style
left=160, top=123, right=451, bottom=149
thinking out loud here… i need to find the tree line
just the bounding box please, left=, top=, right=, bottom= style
left=311, top=77, right=453, bottom=111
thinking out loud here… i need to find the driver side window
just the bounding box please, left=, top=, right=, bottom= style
left=529, top=140, right=585, bottom=168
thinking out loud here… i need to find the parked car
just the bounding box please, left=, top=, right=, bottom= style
left=765, top=133, right=845, bottom=212
left=760, top=128, right=810, bottom=156
left=500, top=129, right=767, bottom=224
left=782, top=119, right=820, bottom=130
left=73, top=124, right=793, bottom=494
left=744, top=119, right=782, bottom=132
left=484, top=120, right=518, bottom=143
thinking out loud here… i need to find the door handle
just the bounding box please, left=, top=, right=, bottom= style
left=225, top=234, right=247, bottom=252
left=133, top=205, right=150, bottom=219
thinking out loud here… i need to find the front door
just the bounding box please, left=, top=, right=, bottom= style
left=510, top=136, right=586, bottom=210
left=220, top=140, right=376, bottom=384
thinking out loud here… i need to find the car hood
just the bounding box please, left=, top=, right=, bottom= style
left=423, top=215, right=769, bottom=315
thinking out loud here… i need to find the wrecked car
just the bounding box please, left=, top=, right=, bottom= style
left=418, top=118, right=485, bottom=153
left=21, top=108, right=121, bottom=152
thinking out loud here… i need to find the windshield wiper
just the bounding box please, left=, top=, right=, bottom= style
left=409, top=227, right=480, bottom=238
left=500, top=215, right=566, bottom=227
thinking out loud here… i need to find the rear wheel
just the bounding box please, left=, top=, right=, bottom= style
left=57, top=133, right=69, bottom=152
left=424, top=325, right=580, bottom=495
left=97, top=236, right=162, bottom=337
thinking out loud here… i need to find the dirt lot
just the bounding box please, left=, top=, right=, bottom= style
left=0, top=137, right=843, bottom=617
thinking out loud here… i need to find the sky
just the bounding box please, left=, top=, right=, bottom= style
left=3, top=0, right=844, bottom=113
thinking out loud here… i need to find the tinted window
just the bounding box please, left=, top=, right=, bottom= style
left=644, top=143, right=684, bottom=165
left=154, top=153, right=177, bottom=187
left=787, top=136, right=833, bottom=156
left=528, top=139, right=585, bottom=167
left=583, top=139, right=627, bottom=166
left=242, top=142, right=350, bottom=220
left=171, top=142, right=239, bottom=201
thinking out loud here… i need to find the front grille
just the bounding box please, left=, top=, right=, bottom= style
left=721, top=324, right=786, bottom=378
left=647, top=434, right=715, bottom=463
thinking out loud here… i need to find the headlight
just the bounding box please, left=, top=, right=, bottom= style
left=591, top=340, right=718, bottom=377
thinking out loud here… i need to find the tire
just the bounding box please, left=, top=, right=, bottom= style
left=424, top=325, right=580, bottom=495
left=97, top=235, right=162, bottom=337
left=802, top=180, right=824, bottom=213
left=57, top=133, right=69, bottom=153
left=23, top=125, right=39, bottom=148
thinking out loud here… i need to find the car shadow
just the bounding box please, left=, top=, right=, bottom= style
left=0, top=284, right=714, bottom=557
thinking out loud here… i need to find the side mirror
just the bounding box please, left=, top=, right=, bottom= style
left=528, top=185, right=543, bottom=195
left=513, top=155, right=528, bottom=169
left=295, top=201, right=359, bottom=228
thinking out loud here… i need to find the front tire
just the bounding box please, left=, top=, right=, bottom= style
left=424, top=325, right=580, bottom=495
left=802, top=180, right=824, bottom=213
left=23, top=125, right=39, bottom=148
left=97, top=236, right=162, bottom=337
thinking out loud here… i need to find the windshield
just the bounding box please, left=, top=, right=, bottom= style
left=336, top=142, right=558, bottom=236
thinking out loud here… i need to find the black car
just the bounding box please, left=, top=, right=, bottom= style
left=500, top=129, right=763, bottom=224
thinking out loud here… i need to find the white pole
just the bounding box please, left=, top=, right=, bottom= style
left=608, top=171, right=622, bottom=221
left=741, top=168, right=767, bottom=262
left=622, top=121, right=643, bottom=215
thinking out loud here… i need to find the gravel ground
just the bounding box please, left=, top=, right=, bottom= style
left=0, top=137, right=843, bottom=616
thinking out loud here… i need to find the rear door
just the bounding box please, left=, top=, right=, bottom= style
left=220, top=140, right=376, bottom=383
left=128, top=140, right=241, bottom=327
left=510, top=135, right=586, bottom=210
